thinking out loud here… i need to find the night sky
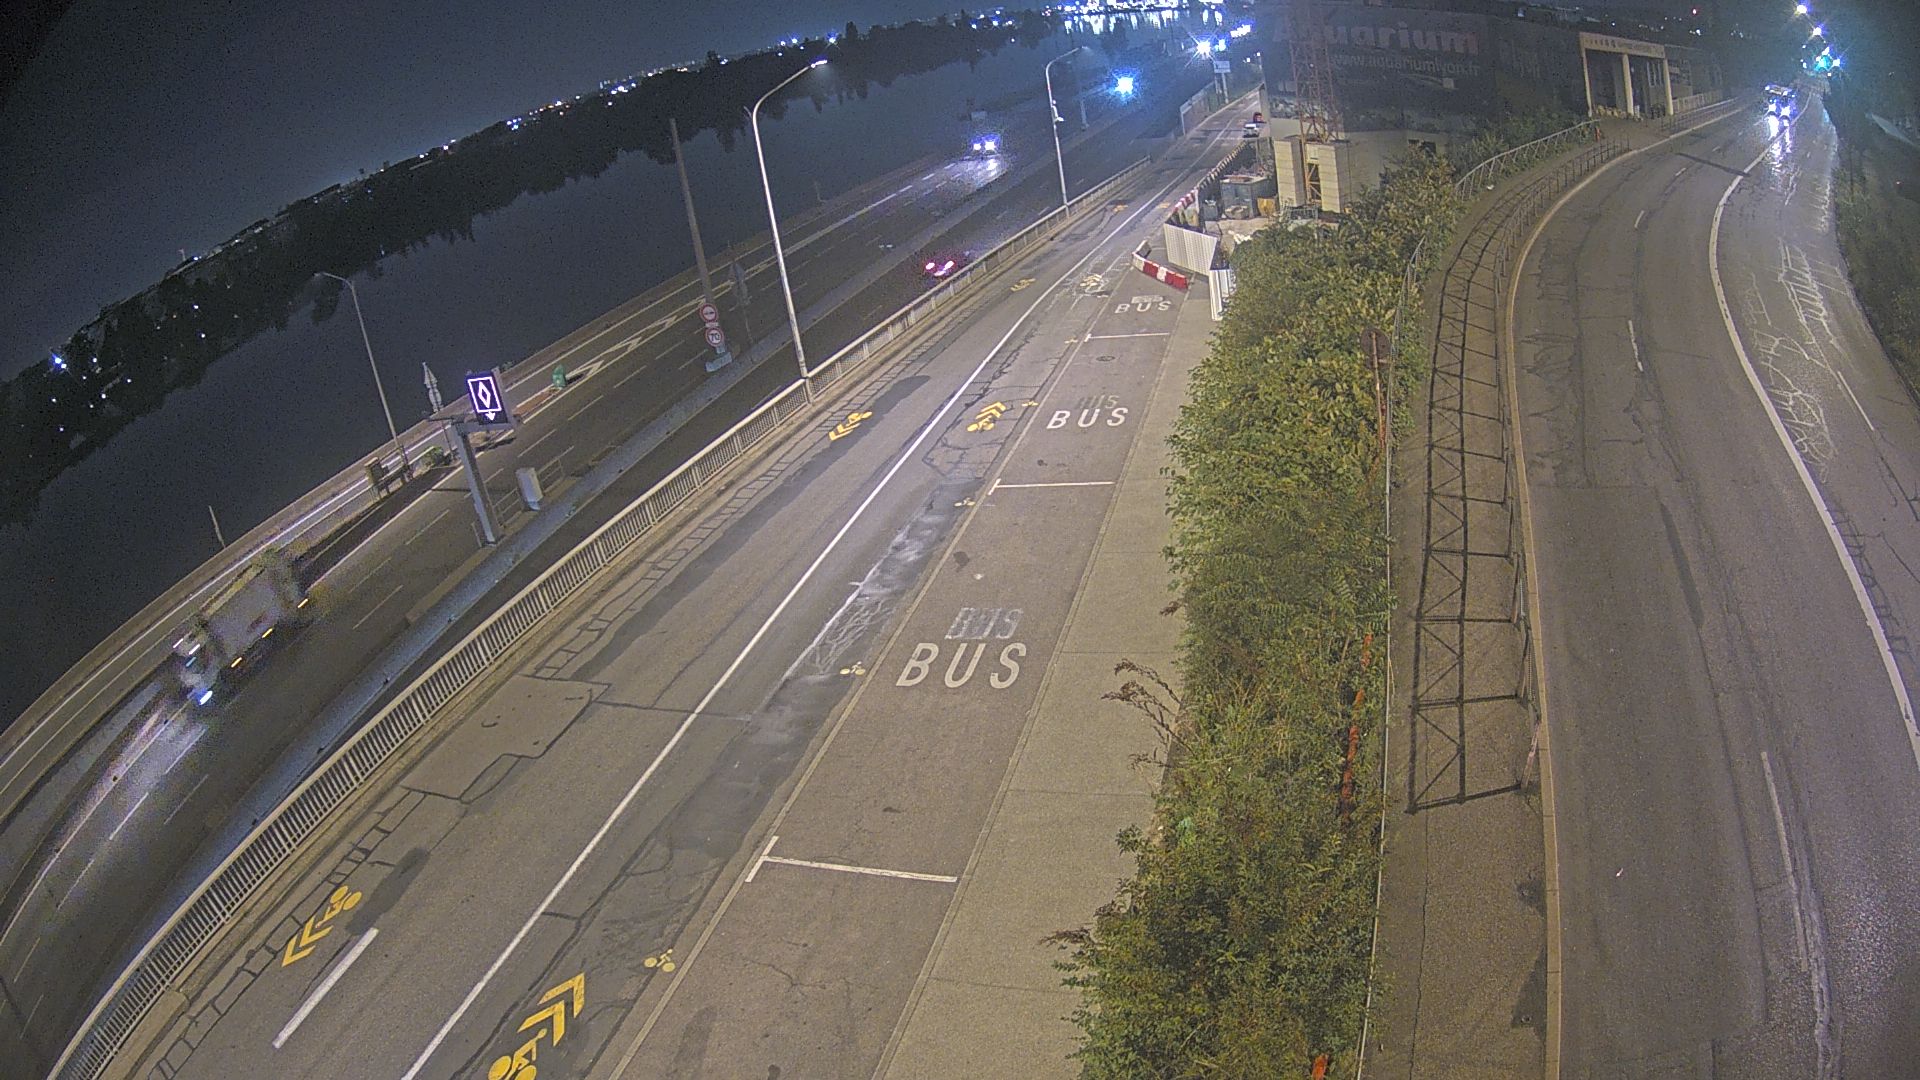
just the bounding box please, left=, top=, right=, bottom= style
left=0, top=0, right=965, bottom=380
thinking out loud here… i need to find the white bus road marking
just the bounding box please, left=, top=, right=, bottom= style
left=745, top=836, right=957, bottom=885
left=273, top=927, right=379, bottom=1049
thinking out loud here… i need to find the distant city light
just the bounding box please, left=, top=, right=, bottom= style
left=50, top=352, right=66, bottom=371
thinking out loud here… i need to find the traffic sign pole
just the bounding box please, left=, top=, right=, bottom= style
left=672, top=116, right=733, bottom=373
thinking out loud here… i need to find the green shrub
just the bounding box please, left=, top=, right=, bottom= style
left=1053, top=152, right=1460, bottom=1077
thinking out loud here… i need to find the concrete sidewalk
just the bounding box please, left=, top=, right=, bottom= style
left=874, top=282, right=1216, bottom=1078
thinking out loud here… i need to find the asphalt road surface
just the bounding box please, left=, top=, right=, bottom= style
left=115, top=108, right=1248, bottom=1080
left=0, top=64, right=1226, bottom=1076
left=1515, top=99, right=1920, bottom=1075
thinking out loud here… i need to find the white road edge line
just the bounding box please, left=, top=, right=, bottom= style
left=1085, top=331, right=1171, bottom=339
left=1707, top=121, right=1920, bottom=773
left=1634, top=209, right=1648, bottom=229
left=1627, top=318, right=1643, bottom=372
left=397, top=175, right=1147, bottom=1080
left=273, top=927, right=378, bottom=1050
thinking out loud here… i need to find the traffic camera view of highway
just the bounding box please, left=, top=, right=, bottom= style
left=5, top=1, right=1920, bottom=1078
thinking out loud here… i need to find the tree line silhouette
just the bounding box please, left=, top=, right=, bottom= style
left=0, top=10, right=1069, bottom=526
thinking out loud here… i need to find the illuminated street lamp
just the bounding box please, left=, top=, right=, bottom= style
left=750, top=58, right=828, bottom=397
left=314, top=271, right=408, bottom=479
left=1794, top=2, right=1809, bottom=14
left=1046, top=46, right=1084, bottom=213
left=1114, top=74, right=1137, bottom=95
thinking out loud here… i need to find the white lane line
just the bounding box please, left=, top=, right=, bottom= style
left=21, top=934, right=41, bottom=971
left=1085, top=331, right=1170, bottom=340
left=1708, top=117, right=1920, bottom=775
left=60, top=859, right=91, bottom=905
left=164, top=775, right=209, bottom=825
left=404, top=147, right=1199, bottom=1080
left=24, top=993, right=44, bottom=1027
left=351, top=584, right=408, bottom=631
left=107, top=791, right=149, bottom=842
left=1634, top=210, right=1648, bottom=229
left=273, top=927, right=379, bottom=1049
left=159, top=722, right=205, bottom=775
left=393, top=506, right=453, bottom=560
left=991, top=480, right=1116, bottom=490
left=1760, top=752, right=1806, bottom=964
left=744, top=835, right=957, bottom=884
left=1760, top=751, right=1836, bottom=1076
left=1834, top=369, right=1875, bottom=432
left=545, top=446, right=577, bottom=471
left=1627, top=318, right=1643, bottom=372
left=523, top=424, right=565, bottom=456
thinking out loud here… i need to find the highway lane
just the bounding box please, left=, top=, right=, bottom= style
left=1514, top=101, right=1920, bottom=1075
left=125, top=105, right=1246, bottom=1080
left=5, top=67, right=1222, bottom=1075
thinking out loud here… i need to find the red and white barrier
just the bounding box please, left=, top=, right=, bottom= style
left=1131, top=242, right=1190, bottom=290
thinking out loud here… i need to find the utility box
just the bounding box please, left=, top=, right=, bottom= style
left=517, top=466, right=544, bottom=512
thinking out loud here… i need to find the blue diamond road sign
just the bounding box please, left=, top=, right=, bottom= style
left=465, top=370, right=512, bottom=426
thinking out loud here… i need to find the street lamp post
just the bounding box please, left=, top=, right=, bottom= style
left=751, top=59, right=828, bottom=398
left=1046, top=47, right=1084, bottom=214
left=316, top=271, right=409, bottom=479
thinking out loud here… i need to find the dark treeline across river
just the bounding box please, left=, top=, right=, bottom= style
left=0, top=8, right=1231, bottom=725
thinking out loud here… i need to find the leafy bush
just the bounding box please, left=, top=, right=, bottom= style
left=1052, top=152, right=1459, bottom=1078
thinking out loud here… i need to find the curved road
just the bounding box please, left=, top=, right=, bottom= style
left=1516, top=99, right=1920, bottom=1075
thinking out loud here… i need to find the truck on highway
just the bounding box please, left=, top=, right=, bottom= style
left=172, top=549, right=309, bottom=703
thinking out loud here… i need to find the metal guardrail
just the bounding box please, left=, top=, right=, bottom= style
left=1453, top=120, right=1603, bottom=197
left=51, top=155, right=1152, bottom=1080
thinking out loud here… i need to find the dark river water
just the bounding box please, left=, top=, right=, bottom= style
left=0, top=12, right=1230, bottom=724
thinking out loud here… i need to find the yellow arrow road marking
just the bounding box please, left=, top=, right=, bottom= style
left=281, top=885, right=362, bottom=966
left=1009, top=277, right=1036, bottom=291
left=830, top=410, right=874, bottom=441
left=517, top=972, right=587, bottom=1043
